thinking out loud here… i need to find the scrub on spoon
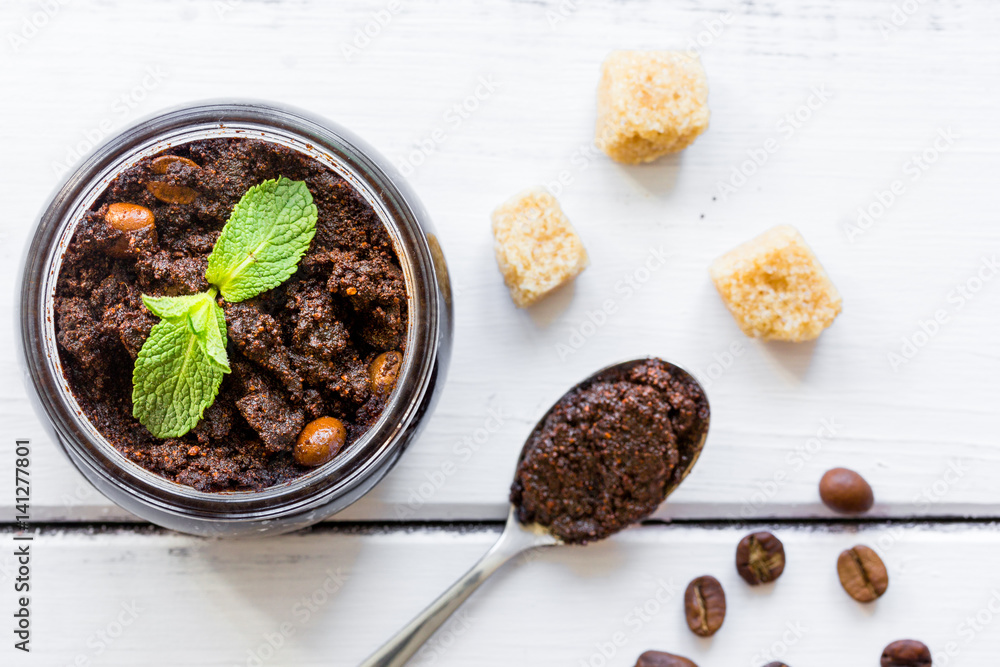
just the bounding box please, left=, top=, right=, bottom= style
left=360, top=357, right=710, bottom=667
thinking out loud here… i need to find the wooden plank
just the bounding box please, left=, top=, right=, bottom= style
left=2, top=522, right=998, bottom=665
left=2, top=0, right=999, bottom=521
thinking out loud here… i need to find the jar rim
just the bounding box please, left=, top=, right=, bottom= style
left=19, top=100, right=447, bottom=523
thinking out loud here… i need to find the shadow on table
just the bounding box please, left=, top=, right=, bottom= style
left=759, top=338, right=819, bottom=383
left=526, top=280, right=577, bottom=327
left=494, top=536, right=631, bottom=582
left=616, top=153, right=683, bottom=199
left=187, top=531, right=364, bottom=657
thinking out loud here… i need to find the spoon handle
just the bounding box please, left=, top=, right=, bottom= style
left=359, top=507, right=553, bottom=667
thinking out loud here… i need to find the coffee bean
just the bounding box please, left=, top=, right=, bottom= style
left=837, top=544, right=888, bottom=602
left=634, top=651, right=698, bottom=667
left=881, top=639, right=931, bottom=666
left=106, top=202, right=155, bottom=232
left=819, top=467, right=874, bottom=513
left=369, top=351, right=403, bottom=398
left=762, top=663, right=790, bottom=667
left=145, top=156, right=199, bottom=205
left=146, top=180, right=198, bottom=205
left=684, top=575, right=726, bottom=637
left=104, top=203, right=158, bottom=258
left=150, top=155, right=200, bottom=174
left=294, top=417, right=347, bottom=467
left=735, top=531, right=785, bottom=585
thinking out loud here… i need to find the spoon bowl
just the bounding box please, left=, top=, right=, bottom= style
left=360, top=357, right=709, bottom=667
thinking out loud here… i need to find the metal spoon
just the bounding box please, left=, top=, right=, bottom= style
left=359, top=358, right=710, bottom=667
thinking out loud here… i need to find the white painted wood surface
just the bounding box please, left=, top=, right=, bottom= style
left=4, top=523, right=1000, bottom=665
left=3, top=1, right=1000, bottom=665
left=4, top=0, right=999, bottom=522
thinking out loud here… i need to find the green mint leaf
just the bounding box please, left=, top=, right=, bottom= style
left=142, top=293, right=207, bottom=320
left=188, top=297, right=230, bottom=372
left=205, top=177, right=318, bottom=302
left=210, top=298, right=229, bottom=370
left=133, top=291, right=230, bottom=437
left=142, top=292, right=230, bottom=372
left=132, top=316, right=225, bottom=438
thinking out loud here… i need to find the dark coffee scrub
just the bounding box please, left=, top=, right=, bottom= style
left=54, top=138, right=408, bottom=492
left=510, top=359, right=709, bottom=544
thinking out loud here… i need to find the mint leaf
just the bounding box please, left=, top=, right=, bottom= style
left=205, top=177, right=318, bottom=302
left=142, top=293, right=206, bottom=320
left=132, top=316, right=225, bottom=438
left=188, top=296, right=230, bottom=372
left=134, top=291, right=230, bottom=437
left=209, top=298, right=229, bottom=370
left=142, top=292, right=230, bottom=372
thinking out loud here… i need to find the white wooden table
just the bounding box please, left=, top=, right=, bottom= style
left=3, top=0, right=999, bottom=664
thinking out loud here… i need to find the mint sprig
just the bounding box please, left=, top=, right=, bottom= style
left=132, top=300, right=227, bottom=438
left=131, top=177, right=318, bottom=438
left=206, top=177, right=318, bottom=302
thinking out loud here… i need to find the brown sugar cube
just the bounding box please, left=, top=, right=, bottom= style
left=491, top=188, right=588, bottom=308
left=710, top=225, right=842, bottom=342
left=595, top=50, right=710, bottom=164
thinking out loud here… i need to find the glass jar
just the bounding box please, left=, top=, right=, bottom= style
left=18, top=101, right=453, bottom=537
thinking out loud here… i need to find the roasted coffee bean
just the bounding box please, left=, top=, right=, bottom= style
left=819, top=467, right=874, bottom=513
left=293, top=417, right=347, bottom=467
left=880, top=639, right=931, bottom=666
left=684, top=575, right=726, bottom=637
left=634, top=650, right=698, bottom=667
left=104, top=203, right=157, bottom=258
left=837, top=544, right=888, bottom=602
left=762, top=663, right=790, bottom=667
left=369, top=351, right=403, bottom=398
left=106, top=202, right=155, bottom=231
left=735, top=531, right=785, bottom=585
left=150, top=155, right=199, bottom=174
left=146, top=181, right=198, bottom=204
